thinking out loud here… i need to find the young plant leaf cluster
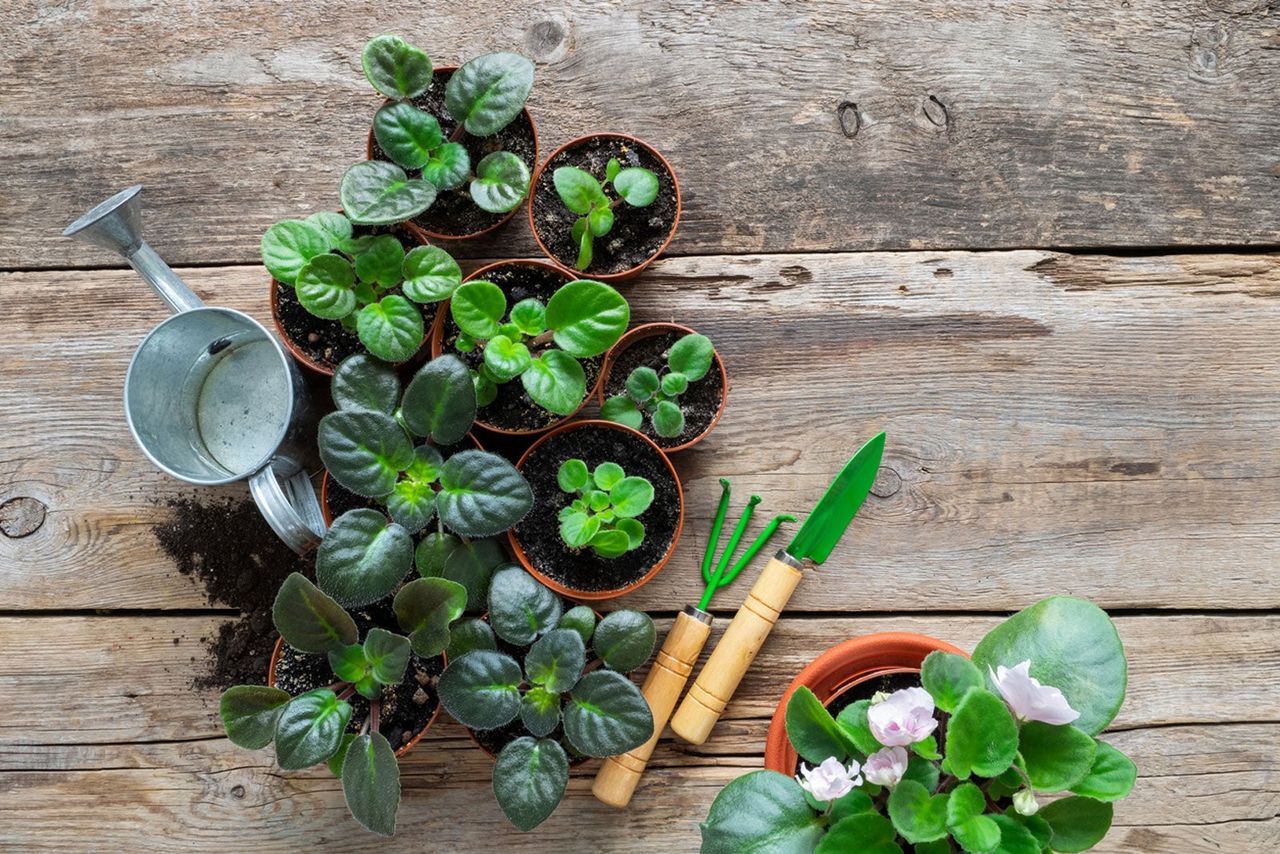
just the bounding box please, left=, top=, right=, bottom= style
left=219, top=572, right=469, bottom=836
left=700, top=597, right=1135, bottom=854
left=556, top=459, right=654, bottom=558
left=317, top=354, right=533, bottom=608
left=343, top=35, right=535, bottom=225
left=553, top=158, right=660, bottom=270
left=602, top=332, right=716, bottom=438
left=262, top=211, right=462, bottom=361
left=437, top=567, right=656, bottom=831
left=448, top=277, right=629, bottom=415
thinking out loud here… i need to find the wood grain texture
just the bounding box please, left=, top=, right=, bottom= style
left=3, top=251, right=1278, bottom=611
left=6, top=0, right=1280, bottom=269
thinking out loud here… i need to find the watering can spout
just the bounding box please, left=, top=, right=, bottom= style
left=63, top=185, right=204, bottom=314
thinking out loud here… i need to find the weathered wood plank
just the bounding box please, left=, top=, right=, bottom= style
left=3, top=251, right=1278, bottom=611
left=5, top=0, right=1280, bottom=268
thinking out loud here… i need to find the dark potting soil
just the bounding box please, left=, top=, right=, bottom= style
left=369, top=68, right=537, bottom=238
left=153, top=497, right=316, bottom=690
left=602, top=329, right=725, bottom=449
left=792, top=671, right=934, bottom=774
left=440, top=263, right=604, bottom=432
left=531, top=135, right=678, bottom=276
left=513, top=425, right=679, bottom=594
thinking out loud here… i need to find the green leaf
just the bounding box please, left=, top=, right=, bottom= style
left=373, top=101, right=442, bottom=170
left=274, top=689, right=352, bottom=770
left=592, top=461, right=624, bottom=490
left=415, top=532, right=460, bottom=577
left=328, top=641, right=370, bottom=686
left=520, top=686, right=562, bottom=738
left=660, top=371, right=688, bottom=396
left=471, top=151, right=530, bottom=213
left=331, top=354, right=399, bottom=414
left=951, top=815, right=1002, bottom=853
left=615, top=517, right=645, bottom=550
left=559, top=510, right=599, bottom=548
left=610, top=476, right=654, bottom=518
left=445, top=52, right=534, bottom=136
left=557, top=605, right=597, bottom=645
left=613, top=166, right=660, bottom=206
left=971, top=597, right=1126, bottom=736
left=903, top=755, right=941, bottom=792
left=271, top=572, right=358, bottom=654
left=573, top=217, right=593, bottom=271
left=296, top=254, right=356, bottom=319
left=699, top=771, right=825, bottom=854
left=545, top=279, right=630, bottom=358
left=563, top=669, right=653, bottom=757
left=400, top=354, right=477, bottom=444
left=315, top=509, right=414, bottom=607
left=652, top=400, right=685, bottom=438
left=422, top=141, right=470, bottom=191
left=437, top=450, right=533, bottom=537
left=601, top=395, right=643, bottom=429
left=526, top=628, right=586, bottom=692
left=912, top=734, right=941, bottom=761
left=220, top=685, right=291, bottom=749
left=327, top=733, right=356, bottom=777
left=586, top=490, right=611, bottom=512
left=401, top=245, right=462, bottom=303
left=886, top=779, right=949, bottom=844
left=1001, top=808, right=1052, bottom=848
left=589, top=527, right=631, bottom=558
left=1070, top=741, right=1137, bottom=802
left=440, top=537, right=505, bottom=612
left=509, top=298, right=546, bottom=336
left=668, top=333, right=715, bottom=381
left=361, top=34, right=433, bottom=99
left=318, top=409, right=413, bottom=498
left=817, top=813, right=903, bottom=854
left=493, top=737, right=568, bottom=832
left=341, top=732, right=400, bottom=836
left=946, top=782, right=1001, bottom=853
left=353, top=234, right=405, bottom=289
left=305, top=211, right=353, bottom=245
left=784, top=686, right=854, bottom=765
left=988, top=814, right=1040, bottom=854
left=450, top=280, right=507, bottom=339
left=521, top=350, right=587, bottom=415
left=943, top=688, right=1018, bottom=780
left=386, top=460, right=438, bottom=532
left=625, top=366, right=660, bottom=401
left=447, top=618, right=497, bottom=659
left=437, top=649, right=522, bottom=730
left=592, top=610, right=656, bottom=673
left=557, top=458, right=589, bottom=492
left=487, top=566, right=563, bottom=646
left=605, top=158, right=621, bottom=182
left=1039, top=797, right=1113, bottom=853
left=363, top=627, right=411, bottom=686
left=483, top=334, right=532, bottom=382
left=829, top=789, right=875, bottom=823
left=835, top=699, right=882, bottom=756
left=1019, top=722, right=1097, bottom=792
left=587, top=204, right=614, bottom=237
left=357, top=294, right=424, bottom=362
left=922, top=651, right=984, bottom=713
left=262, top=219, right=332, bottom=285
left=340, top=160, right=437, bottom=226
left=393, top=577, right=467, bottom=657
left=552, top=166, right=604, bottom=215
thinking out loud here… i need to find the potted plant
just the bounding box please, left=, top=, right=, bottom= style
left=509, top=420, right=684, bottom=600
left=529, top=133, right=680, bottom=281
left=701, top=597, right=1135, bottom=853
left=219, top=571, right=470, bottom=835
left=599, top=322, right=727, bottom=451
left=430, top=261, right=630, bottom=433
left=353, top=35, right=538, bottom=241
left=437, top=565, right=656, bottom=830
left=262, top=210, right=462, bottom=373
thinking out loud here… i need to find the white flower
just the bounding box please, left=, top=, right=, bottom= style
left=862, top=746, right=909, bottom=787
left=796, top=756, right=862, bottom=802
left=1013, top=789, right=1040, bottom=816
left=867, top=687, right=938, bottom=746
left=988, top=660, right=1080, bottom=725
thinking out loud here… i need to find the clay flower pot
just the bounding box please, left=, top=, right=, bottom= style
left=509, top=419, right=684, bottom=601
left=597, top=321, right=728, bottom=453
left=366, top=66, right=539, bottom=243
left=528, top=133, right=681, bottom=282
left=763, top=632, right=967, bottom=774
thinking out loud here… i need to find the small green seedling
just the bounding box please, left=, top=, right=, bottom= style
left=341, top=35, right=535, bottom=226
left=447, top=277, right=629, bottom=415
left=552, top=158, right=660, bottom=270
left=261, top=210, right=462, bottom=362
left=556, top=459, right=654, bottom=558
left=219, top=572, right=468, bottom=836
left=601, top=332, right=716, bottom=438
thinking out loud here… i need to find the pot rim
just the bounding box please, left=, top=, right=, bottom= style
left=527, top=132, right=682, bottom=282
left=508, top=419, right=684, bottom=601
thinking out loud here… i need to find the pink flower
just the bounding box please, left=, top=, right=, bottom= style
left=796, top=756, right=862, bottom=802
left=862, top=746, right=908, bottom=787
left=988, top=660, right=1080, bottom=725
left=867, top=687, right=938, bottom=746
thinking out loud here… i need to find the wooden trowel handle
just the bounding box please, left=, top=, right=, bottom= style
left=592, top=606, right=713, bottom=808
left=670, top=553, right=804, bottom=746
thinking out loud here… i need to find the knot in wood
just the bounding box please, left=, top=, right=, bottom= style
left=870, top=466, right=902, bottom=499
left=0, top=496, right=46, bottom=538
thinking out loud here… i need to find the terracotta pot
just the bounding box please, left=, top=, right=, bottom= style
left=597, top=322, right=728, bottom=453
left=365, top=66, right=539, bottom=243
left=528, top=133, right=681, bottom=282
left=267, top=635, right=441, bottom=759
left=429, top=259, right=603, bottom=436
left=509, top=419, right=684, bottom=601
left=763, top=632, right=967, bottom=774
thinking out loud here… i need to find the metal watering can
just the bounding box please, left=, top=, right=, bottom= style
left=63, top=186, right=325, bottom=553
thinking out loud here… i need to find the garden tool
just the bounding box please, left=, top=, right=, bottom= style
left=670, top=431, right=886, bottom=745
left=63, top=186, right=325, bottom=553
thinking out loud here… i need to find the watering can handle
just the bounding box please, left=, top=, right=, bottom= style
left=248, top=466, right=326, bottom=554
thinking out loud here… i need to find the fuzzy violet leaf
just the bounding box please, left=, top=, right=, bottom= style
left=493, top=736, right=569, bottom=832
left=1018, top=721, right=1097, bottom=792
left=921, top=650, right=984, bottom=713
left=421, top=536, right=504, bottom=612
left=591, top=610, right=656, bottom=673
left=699, top=771, right=826, bottom=854
left=362, top=34, right=433, bottom=100
left=393, top=576, right=467, bottom=657
left=356, top=294, right=425, bottom=363
left=521, top=349, right=587, bottom=415
left=271, top=572, right=359, bottom=654
left=1039, top=796, right=1114, bottom=853
left=273, top=688, right=353, bottom=771
left=436, top=450, right=534, bottom=537
left=340, top=160, right=438, bottom=227
left=520, top=686, right=562, bottom=738
left=331, top=354, right=400, bottom=415
left=446, top=617, right=498, bottom=660
left=262, top=219, right=333, bottom=286
left=544, top=279, right=630, bottom=358
left=941, top=687, right=1019, bottom=780
left=487, top=566, right=563, bottom=646
left=295, top=254, right=357, bottom=319
left=401, top=245, right=462, bottom=304
left=399, top=354, right=477, bottom=444
left=886, top=779, right=949, bottom=844
left=318, top=409, right=414, bottom=498
left=220, top=685, right=291, bottom=750
left=353, top=234, right=405, bottom=288
left=373, top=101, right=442, bottom=170
left=437, top=649, right=523, bottom=730
left=525, top=628, right=586, bottom=693
left=785, top=686, right=856, bottom=766
left=471, top=151, right=531, bottom=214
left=557, top=605, right=597, bottom=645
left=613, top=167, right=660, bottom=207
left=444, top=52, right=534, bottom=137
left=316, top=509, right=414, bottom=607
left=341, top=731, right=401, bottom=837
left=422, top=142, right=471, bottom=191
left=817, top=814, right=902, bottom=854
left=562, top=669, right=653, bottom=757
left=1070, top=741, right=1137, bottom=802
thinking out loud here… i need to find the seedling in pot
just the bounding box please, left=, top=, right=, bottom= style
left=556, top=459, right=653, bottom=558
left=553, top=159, right=659, bottom=270
left=448, top=277, right=629, bottom=416
left=219, top=572, right=469, bottom=836
left=602, top=332, right=716, bottom=438
left=342, top=35, right=535, bottom=226
left=437, top=566, right=656, bottom=830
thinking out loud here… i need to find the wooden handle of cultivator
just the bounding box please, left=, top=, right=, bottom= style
left=592, top=607, right=713, bottom=808
left=670, top=553, right=804, bottom=746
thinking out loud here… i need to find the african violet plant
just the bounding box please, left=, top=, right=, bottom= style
left=340, top=35, right=535, bottom=226
left=448, top=277, right=629, bottom=415
left=219, top=571, right=469, bottom=836
left=701, top=598, right=1134, bottom=853
left=602, top=332, right=716, bottom=438
left=553, top=159, right=660, bottom=270
left=261, top=211, right=462, bottom=361
left=556, top=459, right=654, bottom=557
left=317, top=353, right=532, bottom=608
left=438, top=566, right=656, bottom=831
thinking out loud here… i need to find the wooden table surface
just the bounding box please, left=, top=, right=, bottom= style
left=2, top=2, right=1278, bottom=851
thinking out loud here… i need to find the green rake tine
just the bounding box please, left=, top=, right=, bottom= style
left=700, top=478, right=732, bottom=586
